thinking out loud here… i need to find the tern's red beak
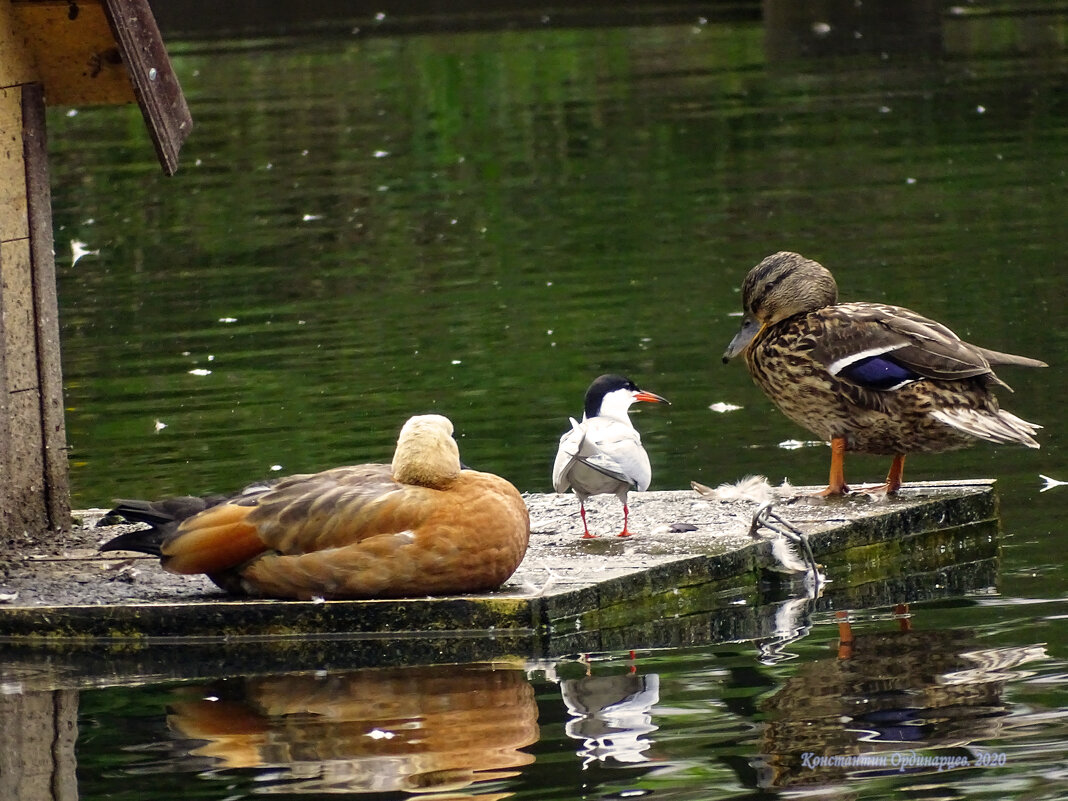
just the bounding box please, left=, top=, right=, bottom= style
left=633, top=390, right=670, bottom=405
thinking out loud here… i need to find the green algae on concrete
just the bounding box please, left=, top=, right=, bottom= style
left=0, top=481, right=999, bottom=657
left=0, top=596, right=537, bottom=641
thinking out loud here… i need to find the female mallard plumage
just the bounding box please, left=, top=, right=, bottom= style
left=723, top=251, right=1046, bottom=495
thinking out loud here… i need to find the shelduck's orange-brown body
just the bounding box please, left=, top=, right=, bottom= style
left=100, top=415, right=530, bottom=600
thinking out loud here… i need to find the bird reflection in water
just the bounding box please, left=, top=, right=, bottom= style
left=560, top=670, right=661, bottom=767
left=756, top=623, right=1047, bottom=790
left=165, top=663, right=538, bottom=797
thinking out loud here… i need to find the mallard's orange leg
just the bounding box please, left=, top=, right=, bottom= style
left=836, top=610, right=854, bottom=660
left=884, top=454, right=905, bottom=494
left=814, top=437, right=849, bottom=496
left=860, top=454, right=906, bottom=495
left=894, top=602, right=911, bottom=631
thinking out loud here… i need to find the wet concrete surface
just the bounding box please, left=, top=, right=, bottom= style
left=0, top=481, right=1003, bottom=687
left=0, top=481, right=996, bottom=618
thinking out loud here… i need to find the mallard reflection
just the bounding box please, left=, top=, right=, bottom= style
left=756, top=627, right=1047, bottom=789
left=166, top=662, right=538, bottom=796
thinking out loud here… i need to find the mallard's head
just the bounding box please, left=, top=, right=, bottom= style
left=742, top=251, right=838, bottom=324
left=723, top=252, right=838, bottom=361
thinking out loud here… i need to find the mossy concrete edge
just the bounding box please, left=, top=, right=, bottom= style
left=0, top=481, right=998, bottom=648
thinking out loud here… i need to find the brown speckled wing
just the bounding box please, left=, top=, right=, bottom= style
left=244, top=464, right=422, bottom=553
left=813, top=302, right=999, bottom=384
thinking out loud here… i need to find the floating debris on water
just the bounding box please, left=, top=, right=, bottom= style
left=71, top=240, right=98, bottom=266
left=778, top=439, right=824, bottom=450
left=1039, top=474, right=1066, bottom=492
left=708, top=402, right=742, bottom=413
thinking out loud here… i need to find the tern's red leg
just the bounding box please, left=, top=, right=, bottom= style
left=618, top=503, right=633, bottom=537
left=580, top=503, right=595, bottom=539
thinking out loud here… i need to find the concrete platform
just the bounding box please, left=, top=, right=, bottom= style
left=0, top=481, right=1000, bottom=679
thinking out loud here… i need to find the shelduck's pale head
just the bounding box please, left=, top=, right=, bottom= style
left=391, top=414, right=462, bottom=488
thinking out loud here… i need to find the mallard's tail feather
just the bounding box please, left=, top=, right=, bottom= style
left=931, top=407, right=1042, bottom=448
left=976, top=346, right=1048, bottom=370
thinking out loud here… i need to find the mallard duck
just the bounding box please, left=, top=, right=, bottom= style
left=553, top=374, right=670, bottom=537
left=99, top=414, right=530, bottom=599
left=723, top=252, right=1046, bottom=495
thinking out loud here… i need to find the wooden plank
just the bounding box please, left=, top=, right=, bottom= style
left=52, top=690, right=80, bottom=801
left=0, top=239, right=37, bottom=388
left=0, top=87, right=29, bottom=242
left=0, top=232, right=49, bottom=533
left=0, top=86, right=14, bottom=536
left=22, top=81, right=69, bottom=531
left=1, top=386, right=47, bottom=533
left=101, top=0, right=192, bottom=174
left=0, top=690, right=79, bottom=801
left=8, top=0, right=191, bottom=173
left=0, top=82, right=67, bottom=535
left=0, top=240, right=9, bottom=536
left=9, top=0, right=136, bottom=105
left=0, top=0, right=38, bottom=87
left=0, top=92, right=36, bottom=539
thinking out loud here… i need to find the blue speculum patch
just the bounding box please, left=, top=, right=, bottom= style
left=841, top=355, right=918, bottom=390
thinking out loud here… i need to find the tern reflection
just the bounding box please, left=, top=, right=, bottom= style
left=166, top=662, right=538, bottom=796
left=561, top=671, right=660, bottom=766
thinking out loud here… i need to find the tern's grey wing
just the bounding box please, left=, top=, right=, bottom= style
left=584, top=419, right=652, bottom=492
left=575, top=452, right=635, bottom=487
left=553, top=418, right=586, bottom=492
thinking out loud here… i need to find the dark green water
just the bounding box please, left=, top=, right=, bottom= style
left=36, top=2, right=1068, bottom=798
